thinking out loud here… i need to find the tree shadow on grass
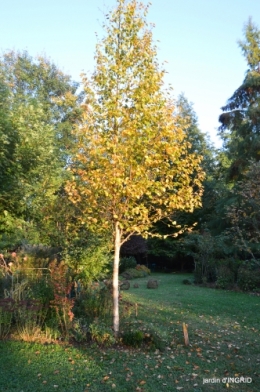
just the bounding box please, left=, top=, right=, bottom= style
left=0, top=341, right=104, bottom=392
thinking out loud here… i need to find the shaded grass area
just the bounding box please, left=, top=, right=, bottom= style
left=0, top=273, right=259, bottom=391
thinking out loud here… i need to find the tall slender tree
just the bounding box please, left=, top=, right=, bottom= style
left=66, top=0, right=204, bottom=335
left=219, top=19, right=260, bottom=180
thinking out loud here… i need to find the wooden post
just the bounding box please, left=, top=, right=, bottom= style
left=183, top=322, right=189, bottom=346
left=135, top=303, right=138, bottom=317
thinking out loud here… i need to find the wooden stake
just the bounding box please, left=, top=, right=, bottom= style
left=135, top=303, right=138, bottom=317
left=183, top=322, right=189, bottom=346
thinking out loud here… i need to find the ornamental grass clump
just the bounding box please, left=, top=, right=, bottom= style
left=14, top=299, right=46, bottom=341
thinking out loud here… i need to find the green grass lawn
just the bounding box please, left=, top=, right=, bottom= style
left=0, top=273, right=259, bottom=391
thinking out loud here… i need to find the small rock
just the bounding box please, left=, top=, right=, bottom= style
left=120, top=280, right=130, bottom=290
left=147, top=279, right=158, bottom=289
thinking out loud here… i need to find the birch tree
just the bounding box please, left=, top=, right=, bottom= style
left=66, top=0, right=204, bottom=335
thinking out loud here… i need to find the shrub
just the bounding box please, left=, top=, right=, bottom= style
left=190, top=232, right=233, bottom=284
left=121, top=323, right=166, bottom=351
left=63, top=237, right=111, bottom=287
left=143, top=329, right=166, bottom=351
left=136, top=264, right=151, bottom=274
left=73, top=282, right=112, bottom=321
left=121, top=268, right=145, bottom=279
left=237, top=264, right=260, bottom=291
left=182, top=279, right=192, bottom=285
left=216, top=265, right=235, bottom=289
left=119, top=256, right=137, bottom=273
left=89, top=320, right=115, bottom=346
left=70, top=318, right=88, bottom=343
left=27, top=275, right=54, bottom=303
left=194, top=257, right=216, bottom=284
left=121, top=330, right=144, bottom=347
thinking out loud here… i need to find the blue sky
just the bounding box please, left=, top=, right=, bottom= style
left=1, top=0, right=260, bottom=147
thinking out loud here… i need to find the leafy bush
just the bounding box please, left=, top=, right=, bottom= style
left=121, top=324, right=166, bottom=351
left=216, top=265, right=235, bottom=289
left=27, top=275, right=54, bottom=302
left=192, top=232, right=217, bottom=284
left=121, top=268, right=146, bottom=279
left=182, top=279, right=192, bottom=285
left=237, top=264, right=260, bottom=291
left=121, top=265, right=150, bottom=280
left=136, top=264, right=151, bottom=274
left=70, top=318, right=88, bottom=342
left=63, top=237, right=111, bottom=287
left=119, top=256, right=137, bottom=273
left=89, top=320, right=115, bottom=346
left=189, top=232, right=232, bottom=284
left=73, top=282, right=112, bottom=321
left=121, top=329, right=144, bottom=347
left=143, top=329, right=166, bottom=351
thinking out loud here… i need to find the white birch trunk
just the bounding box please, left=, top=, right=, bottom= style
left=113, top=221, right=121, bottom=337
